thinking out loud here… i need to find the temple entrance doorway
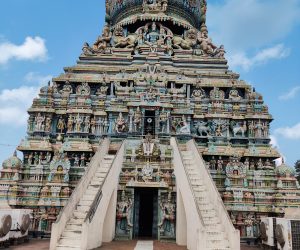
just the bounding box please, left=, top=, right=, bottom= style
left=144, top=110, right=156, bottom=135
left=133, top=188, right=158, bottom=239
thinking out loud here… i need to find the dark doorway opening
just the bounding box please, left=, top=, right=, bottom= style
left=144, top=110, right=155, bottom=135
left=133, top=188, right=158, bottom=239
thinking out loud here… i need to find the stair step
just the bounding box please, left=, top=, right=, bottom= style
left=59, top=238, right=81, bottom=246
left=73, top=211, right=87, bottom=219
left=76, top=205, right=90, bottom=212
left=69, top=218, right=84, bottom=224
left=66, top=224, right=82, bottom=231
left=56, top=246, right=81, bottom=250
left=62, top=230, right=82, bottom=238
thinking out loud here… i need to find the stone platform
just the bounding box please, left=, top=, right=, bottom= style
left=7, top=239, right=260, bottom=250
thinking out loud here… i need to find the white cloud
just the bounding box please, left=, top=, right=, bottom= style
left=228, top=44, right=290, bottom=71
left=0, top=73, right=52, bottom=127
left=275, top=123, right=300, bottom=140
left=0, top=36, right=48, bottom=65
left=279, top=86, right=300, bottom=101
left=270, top=135, right=279, bottom=149
left=207, top=0, right=299, bottom=71
left=25, top=72, right=52, bottom=85
left=207, top=0, right=300, bottom=53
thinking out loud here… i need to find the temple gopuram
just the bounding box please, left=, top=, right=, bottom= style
left=1, top=0, right=300, bottom=249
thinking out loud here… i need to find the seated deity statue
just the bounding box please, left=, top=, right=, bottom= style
left=115, top=112, right=127, bottom=133
left=229, top=87, right=241, bottom=101
left=93, top=24, right=111, bottom=52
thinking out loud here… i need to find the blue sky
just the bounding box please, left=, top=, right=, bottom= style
left=0, top=0, right=299, bottom=167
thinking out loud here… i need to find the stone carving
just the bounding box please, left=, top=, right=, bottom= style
left=133, top=107, right=142, bottom=133
left=115, top=113, right=127, bottom=133
left=195, top=121, right=210, bottom=136
left=210, top=87, right=225, bottom=100
left=226, top=156, right=247, bottom=178
left=57, top=117, right=66, bottom=133
left=173, top=29, right=198, bottom=50
left=179, top=115, right=190, bottom=134
left=229, top=87, right=241, bottom=101
left=191, top=82, right=206, bottom=99
left=93, top=24, right=112, bottom=52
left=159, top=109, right=170, bottom=133
left=158, top=192, right=176, bottom=238
left=113, top=27, right=137, bottom=49
left=231, top=121, right=247, bottom=137
left=143, top=0, right=168, bottom=13
left=116, top=191, right=133, bottom=234
left=76, top=82, right=91, bottom=96
left=35, top=113, right=45, bottom=131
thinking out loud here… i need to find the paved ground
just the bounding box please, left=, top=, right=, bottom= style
left=5, top=239, right=260, bottom=250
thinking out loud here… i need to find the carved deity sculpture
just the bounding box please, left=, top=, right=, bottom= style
left=75, top=115, right=83, bottom=132
left=179, top=115, right=190, bottom=134
left=159, top=109, right=169, bottom=133
left=198, top=25, right=217, bottom=56
left=35, top=113, right=45, bottom=131
left=67, top=116, right=74, bottom=133
left=115, top=112, right=127, bottom=133
left=45, top=117, right=52, bottom=132
left=116, top=191, right=133, bottom=232
left=173, top=29, right=197, bottom=50
left=93, top=24, right=112, bottom=52
left=229, top=87, right=241, bottom=101
left=158, top=192, right=175, bottom=236
left=113, top=27, right=137, bottom=49
left=133, top=107, right=142, bottom=132
left=57, top=117, right=66, bottom=133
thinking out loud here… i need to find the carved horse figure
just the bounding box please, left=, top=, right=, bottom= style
left=231, top=121, right=247, bottom=137
left=196, top=121, right=210, bottom=136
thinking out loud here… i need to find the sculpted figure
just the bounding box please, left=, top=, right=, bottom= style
left=217, top=156, right=223, bottom=171
left=255, top=120, right=263, bottom=138
left=196, top=121, right=210, bottom=136
left=198, top=26, right=217, bottom=56
left=116, top=191, right=133, bottom=229
left=75, top=115, right=83, bottom=132
left=192, top=86, right=206, bottom=99
left=248, top=121, right=255, bottom=137
left=67, top=116, right=74, bottom=133
left=158, top=193, right=175, bottom=228
left=113, top=26, right=137, bottom=48
left=179, top=115, right=190, bottom=134
left=133, top=107, right=142, bottom=132
left=93, top=24, right=112, bottom=52
left=115, top=112, right=127, bottom=133
left=159, top=109, right=169, bottom=133
left=214, top=45, right=226, bottom=58
left=84, top=117, right=90, bottom=133
left=229, top=87, right=241, bottom=101
left=173, top=29, right=197, bottom=50
left=82, top=42, right=95, bottom=56
left=231, top=121, right=247, bottom=137
left=45, top=117, right=52, bottom=132
left=35, top=113, right=45, bottom=131
left=90, top=117, right=96, bottom=134
left=57, top=117, right=66, bottom=133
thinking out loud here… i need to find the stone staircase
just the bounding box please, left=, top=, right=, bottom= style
left=179, top=145, right=235, bottom=250
left=55, top=154, right=115, bottom=250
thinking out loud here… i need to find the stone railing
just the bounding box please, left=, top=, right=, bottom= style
left=80, top=141, right=125, bottom=250
left=171, top=138, right=207, bottom=250
left=49, top=138, right=110, bottom=250
left=186, top=139, right=240, bottom=250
